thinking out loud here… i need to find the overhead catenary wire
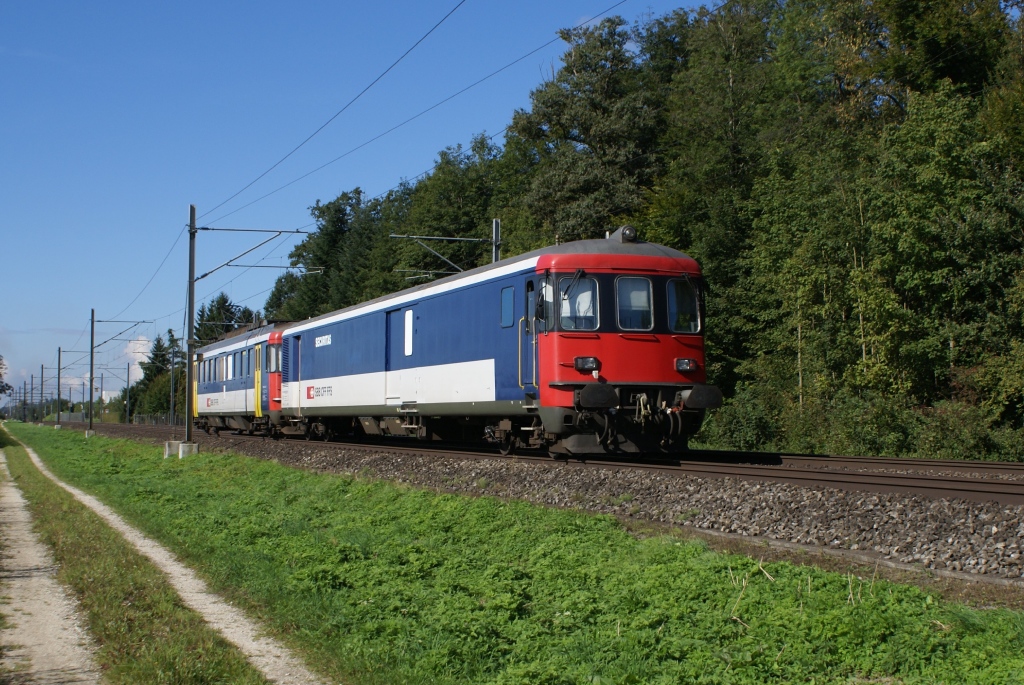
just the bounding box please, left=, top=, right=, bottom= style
left=200, top=0, right=469, bottom=220
left=33, top=1, right=748, bottom=395
left=204, top=0, right=632, bottom=225
left=108, top=225, right=188, bottom=321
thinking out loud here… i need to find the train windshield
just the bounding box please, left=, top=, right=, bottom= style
left=667, top=278, right=701, bottom=333
left=558, top=275, right=599, bottom=330
left=616, top=277, right=654, bottom=330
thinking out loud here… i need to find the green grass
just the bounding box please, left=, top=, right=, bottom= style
left=7, top=422, right=1024, bottom=684
left=0, top=425, right=268, bottom=684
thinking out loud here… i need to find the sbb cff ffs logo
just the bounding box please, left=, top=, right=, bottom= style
left=306, top=385, right=333, bottom=400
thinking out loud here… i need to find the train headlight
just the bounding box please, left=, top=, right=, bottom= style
left=574, top=356, right=600, bottom=372
left=675, top=358, right=698, bottom=373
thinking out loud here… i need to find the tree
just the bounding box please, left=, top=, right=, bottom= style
left=195, top=293, right=259, bottom=345
left=510, top=17, right=664, bottom=240
left=0, top=355, right=13, bottom=398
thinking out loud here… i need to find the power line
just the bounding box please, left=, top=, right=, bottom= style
left=204, top=0, right=631, bottom=225
left=109, top=225, right=187, bottom=320
left=200, top=0, right=469, bottom=220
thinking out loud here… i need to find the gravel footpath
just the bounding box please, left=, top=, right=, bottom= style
left=86, top=425, right=1024, bottom=583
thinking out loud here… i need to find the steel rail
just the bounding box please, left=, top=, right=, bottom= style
left=60, top=423, right=1024, bottom=506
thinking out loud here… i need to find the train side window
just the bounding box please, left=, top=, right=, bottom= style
left=525, top=281, right=536, bottom=333
left=241, top=350, right=247, bottom=377
left=500, top=286, right=514, bottom=327
left=558, top=275, right=599, bottom=331
left=616, top=277, right=654, bottom=331
left=404, top=309, right=414, bottom=356
left=667, top=278, right=701, bottom=333
left=538, top=277, right=554, bottom=332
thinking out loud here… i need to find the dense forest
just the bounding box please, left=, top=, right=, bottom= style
left=238, top=0, right=1024, bottom=458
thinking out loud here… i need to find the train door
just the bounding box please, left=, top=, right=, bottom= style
left=191, top=359, right=198, bottom=419
left=520, top=280, right=538, bottom=393
left=253, top=345, right=263, bottom=419
left=385, top=309, right=403, bottom=406
left=293, top=336, right=302, bottom=417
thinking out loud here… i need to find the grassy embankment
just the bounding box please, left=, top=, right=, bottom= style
left=7, top=421, right=1024, bottom=684
left=0, top=423, right=268, bottom=684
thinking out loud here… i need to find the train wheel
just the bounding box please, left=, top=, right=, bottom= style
left=499, top=434, right=517, bottom=456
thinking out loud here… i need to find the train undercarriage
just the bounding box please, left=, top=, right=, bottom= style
left=195, top=382, right=721, bottom=455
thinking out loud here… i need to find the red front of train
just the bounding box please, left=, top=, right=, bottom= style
left=528, top=227, right=721, bottom=454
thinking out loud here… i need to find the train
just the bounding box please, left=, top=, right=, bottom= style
left=192, top=226, right=722, bottom=454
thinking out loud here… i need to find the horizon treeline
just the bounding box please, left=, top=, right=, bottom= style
left=261, top=0, right=1024, bottom=459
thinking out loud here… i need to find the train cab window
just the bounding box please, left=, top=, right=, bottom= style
left=558, top=275, right=599, bottom=331
left=616, top=277, right=654, bottom=331
left=500, top=287, right=514, bottom=328
left=539, top=278, right=555, bottom=332
left=526, top=281, right=536, bottom=333
left=268, top=346, right=280, bottom=373
left=668, top=278, right=701, bottom=333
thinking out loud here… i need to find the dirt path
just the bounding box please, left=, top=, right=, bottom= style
left=0, top=448, right=102, bottom=684
left=17, top=442, right=326, bottom=685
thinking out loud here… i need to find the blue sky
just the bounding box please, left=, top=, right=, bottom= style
left=1, top=0, right=697, bottom=406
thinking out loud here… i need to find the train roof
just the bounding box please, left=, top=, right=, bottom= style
left=196, top=321, right=290, bottom=355
left=283, top=229, right=699, bottom=336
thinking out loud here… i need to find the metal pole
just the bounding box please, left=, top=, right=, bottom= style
left=22, top=381, right=26, bottom=422
left=100, top=373, right=104, bottom=419
left=89, top=308, right=95, bottom=431
left=40, top=364, right=44, bottom=420
left=185, top=204, right=196, bottom=443
left=30, top=374, right=34, bottom=421
left=492, top=219, right=501, bottom=263
left=125, top=362, right=130, bottom=424
left=169, top=347, right=175, bottom=427
left=57, top=348, right=61, bottom=425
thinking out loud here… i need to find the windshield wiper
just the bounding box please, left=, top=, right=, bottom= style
left=561, top=269, right=585, bottom=302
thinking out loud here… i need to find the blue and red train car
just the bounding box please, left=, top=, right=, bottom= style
left=194, top=227, right=721, bottom=454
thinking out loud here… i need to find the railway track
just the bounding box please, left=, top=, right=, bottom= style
left=60, top=422, right=1024, bottom=506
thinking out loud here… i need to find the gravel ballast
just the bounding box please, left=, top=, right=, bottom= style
left=80, top=425, right=1024, bottom=582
